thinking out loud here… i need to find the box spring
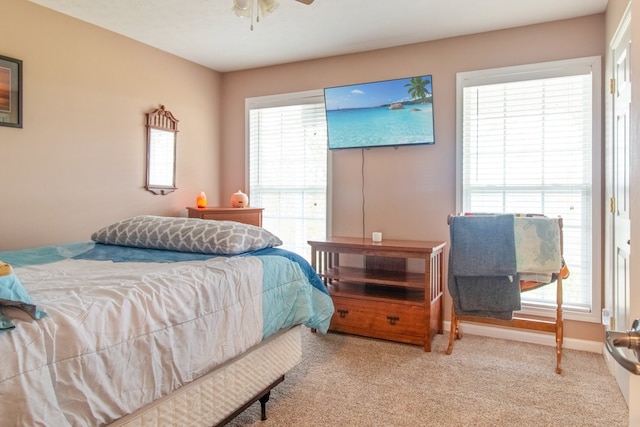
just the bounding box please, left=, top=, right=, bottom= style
left=110, top=325, right=302, bottom=426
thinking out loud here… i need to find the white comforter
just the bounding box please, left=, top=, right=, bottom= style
left=1, top=256, right=306, bottom=426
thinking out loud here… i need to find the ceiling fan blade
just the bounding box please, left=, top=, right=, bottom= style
left=295, top=0, right=314, bottom=4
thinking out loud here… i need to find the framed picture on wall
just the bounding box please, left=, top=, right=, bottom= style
left=0, top=55, right=22, bottom=128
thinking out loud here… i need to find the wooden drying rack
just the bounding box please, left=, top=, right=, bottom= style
left=446, top=214, right=564, bottom=374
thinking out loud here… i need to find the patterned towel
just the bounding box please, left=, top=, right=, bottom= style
left=514, top=217, right=562, bottom=274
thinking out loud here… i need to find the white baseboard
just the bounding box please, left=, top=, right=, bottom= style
left=443, top=320, right=603, bottom=353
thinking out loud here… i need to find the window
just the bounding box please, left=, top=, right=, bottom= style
left=247, top=90, right=329, bottom=260
left=456, top=57, right=602, bottom=322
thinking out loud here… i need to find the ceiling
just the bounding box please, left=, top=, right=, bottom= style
left=28, top=0, right=608, bottom=73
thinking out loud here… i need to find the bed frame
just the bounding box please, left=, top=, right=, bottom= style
left=445, top=215, right=564, bottom=374
left=110, top=325, right=302, bottom=426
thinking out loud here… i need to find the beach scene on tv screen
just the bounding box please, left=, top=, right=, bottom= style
left=324, top=75, right=434, bottom=149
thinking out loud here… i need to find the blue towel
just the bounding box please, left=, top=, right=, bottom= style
left=448, top=214, right=521, bottom=319
left=453, top=276, right=521, bottom=319
left=450, top=214, right=517, bottom=277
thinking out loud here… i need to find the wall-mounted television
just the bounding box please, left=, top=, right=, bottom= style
left=323, top=75, right=434, bottom=150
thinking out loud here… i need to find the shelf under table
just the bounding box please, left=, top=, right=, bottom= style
left=327, top=282, right=425, bottom=304
left=321, top=266, right=425, bottom=289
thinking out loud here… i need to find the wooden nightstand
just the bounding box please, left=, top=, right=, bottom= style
left=187, top=207, right=263, bottom=227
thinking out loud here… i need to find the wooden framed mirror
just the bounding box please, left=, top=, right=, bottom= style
left=145, top=105, right=178, bottom=195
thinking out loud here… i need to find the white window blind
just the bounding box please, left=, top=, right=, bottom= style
left=248, top=92, right=328, bottom=260
left=457, top=57, right=601, bottom=319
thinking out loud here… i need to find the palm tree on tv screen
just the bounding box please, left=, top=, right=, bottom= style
left=404, top=76, right=431, bottom=103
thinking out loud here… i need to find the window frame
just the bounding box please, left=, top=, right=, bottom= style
left=455, top=56, right=602, bottom=323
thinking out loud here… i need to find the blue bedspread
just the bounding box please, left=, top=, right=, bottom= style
left=0, top=242, right=334, bottom=335
left=0, top=242, right=335, bottom=426
left=2, top=242, right=330, bottom=296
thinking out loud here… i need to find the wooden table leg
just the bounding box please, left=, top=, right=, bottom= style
left=446, top=304, right=459, bottom=355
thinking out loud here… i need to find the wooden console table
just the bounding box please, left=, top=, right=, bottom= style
left=308, top=237, right=446, bottom=352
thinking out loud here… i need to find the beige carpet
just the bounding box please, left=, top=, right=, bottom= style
left=227, top=329, right=628, bottom=427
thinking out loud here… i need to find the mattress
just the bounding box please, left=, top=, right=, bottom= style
left=110, top=325, right=302, bottom=427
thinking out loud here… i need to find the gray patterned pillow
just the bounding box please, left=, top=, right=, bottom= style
left=91, top=215, right=282, bottom=255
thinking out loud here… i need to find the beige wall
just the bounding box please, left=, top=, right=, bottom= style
left=0, top=0, right=222, bottom=250
left=1, top=1, right=610, bottom=343
left=221, top=16, right=604, bottom=245
left=221, top=15, right=606, bottom=342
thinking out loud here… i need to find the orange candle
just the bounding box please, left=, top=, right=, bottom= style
left=196, top=191, right=207, bottom=208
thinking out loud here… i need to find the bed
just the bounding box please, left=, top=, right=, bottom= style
left=0, top=215, right=335, bottom=426
left=446, top=214, right=566, bottom=374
